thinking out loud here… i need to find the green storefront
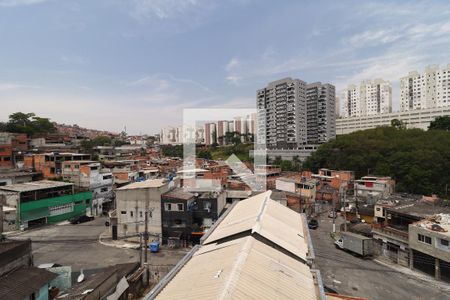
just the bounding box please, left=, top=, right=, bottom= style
left=20, top=191, right=93, bottom=224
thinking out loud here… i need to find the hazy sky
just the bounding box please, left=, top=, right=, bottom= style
left=1, top=0, right=450, bottom=134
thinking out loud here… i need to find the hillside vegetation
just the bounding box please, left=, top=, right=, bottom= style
left=303, top=126, right=450, bottom=196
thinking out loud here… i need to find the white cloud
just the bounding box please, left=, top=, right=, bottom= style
left=0, top=0, right=49, bottom=7
left=129, top=0, right=201, bottom=21
left=0, top=82, right=40, bottom=91
left=226, top=75, right=241, bottom=86
left=225, top=57, right=240, bottom=72
left=347, top=29, right=402, bottom=48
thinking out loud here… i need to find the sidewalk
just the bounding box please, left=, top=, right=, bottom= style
left=374, top=258, right=450, bottom=292
left=98, top=230, right=141, bottom=249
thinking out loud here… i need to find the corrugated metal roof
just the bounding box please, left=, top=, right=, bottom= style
left=203, top=190, right=309, bottom=261
left=117, top=178, right=167, bottom=190
left=154, top=236, right=319, bottom=300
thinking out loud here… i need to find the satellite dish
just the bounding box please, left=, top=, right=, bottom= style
left=77, top=269, right=85, bottom=283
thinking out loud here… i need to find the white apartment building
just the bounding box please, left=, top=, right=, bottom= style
left=160, top=126, right=181, bottom=145
left=246, top=113, right=257, bottom=137
left=217, top=120, right=231, bottom=145
left=342, top=79, right=392, bottom=117
left=257, top=78, right=307, bottom=149
left=195, top=127, right=205, bottom=144
left=306, top=82, right=336, bottom=144
left=204, top=123, right=217, bottom=145
left=336, top=106, right=450, bottom=135
left=233, top=116, right=247, bottom=136
left=400, top=64, right=450, bottom=111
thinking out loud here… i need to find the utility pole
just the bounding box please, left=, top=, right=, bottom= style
left=144, top=189, right=150, bottom=286
left=332, top=188, right=336, bottom=233
left=341, top=185, right=347, bottom=232
left=139, top=233, right=143, bottom=267
left=0, top=195, right=5, bottom=237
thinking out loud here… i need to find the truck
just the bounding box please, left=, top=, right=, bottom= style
left=334, top=231, right=374, bottom=257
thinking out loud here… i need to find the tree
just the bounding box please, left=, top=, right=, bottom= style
left=303, top=126, right=450, bottom=196
left=197, top=149, right=212, bottom=160
left=81, top=135, right=113, bottom=152
left=391, top=119, right=407, bottom=130
left=292, top=155, right=301, bottom=172
left=2, top=112, right=56, bottom=136
left=429, top=116, right=450, bottom=131
left=273, top=156, right=282, bottom=166
left=161, top=145, right=183, bottom=158
left=280, top=160, right=293, bottom=171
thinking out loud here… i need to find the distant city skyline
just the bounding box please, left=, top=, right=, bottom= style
left=2, top=0, right=450, bottom=134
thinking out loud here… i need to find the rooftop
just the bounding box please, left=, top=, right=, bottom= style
left=176, top=168, right=208, bottom=174
left=0, top=180, right=73, bottom=193
left=0, top=240, right=31, bottom=256
left=0, top=266, right=57, bottom=300
left=277, top=176, right=317, bottom=185
left=117, top=178, right=167, bottom=190
left=59, top=263, right=140, bottom=299
left=162, top=188, right=195, bottom=201
left=62, top=160, right=97, bottom=164
left=41, top=152, right=90, bottom=156
left=203, top=190, right=310, bottom=261
left=412, top=214, right=450, bottom=237
left=150, top=236, right=320, bottom=300
left=0, top=170, right=37, bottom=179
left=388, top=199, right=450, bottom=219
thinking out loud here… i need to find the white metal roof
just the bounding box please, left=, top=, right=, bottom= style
left=154, top=236, right=319, bottom=300
left=203, top=190, right=309, bottom=261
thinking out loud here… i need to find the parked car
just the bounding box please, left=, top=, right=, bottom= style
left=69, top=215, right=94, bottom=224
left=308, top=219, right=319, bottom=230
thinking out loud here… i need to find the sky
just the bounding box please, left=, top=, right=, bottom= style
left=1, top=0, right=450, bottom=134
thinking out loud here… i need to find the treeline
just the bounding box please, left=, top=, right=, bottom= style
left=303, top=124, right=450, bottom=196
left=0, top=112, right=55, bottom=136
left=80, top=135, right=128, bottom=152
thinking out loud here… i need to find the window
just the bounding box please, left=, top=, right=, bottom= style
left=203, top=201, right=212, bottom=211
left=418, top=234, right=432, bottom=245
left=121, top=211, right=127, bottom=215
left=177, top=203, right=184, bottom=211
left=441, top=239, right=449, bottom=247
left=130, top=211, right=134, bottom=217
left=49, top=203, right=74, bottom=216
left=139, top=211, right=143, bottom=218
left=165, top=203, right=172, bottom=211
left=3, top=157, right=11, bottom=161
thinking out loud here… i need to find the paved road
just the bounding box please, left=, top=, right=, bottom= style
left=9, top=217, right=140, bottom=271
left=310, top=213, right=450, bottom=300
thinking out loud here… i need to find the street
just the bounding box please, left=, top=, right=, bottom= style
left=9, top=217, right=140, bottom=271
left=310, top=212, right=450, bottom=300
